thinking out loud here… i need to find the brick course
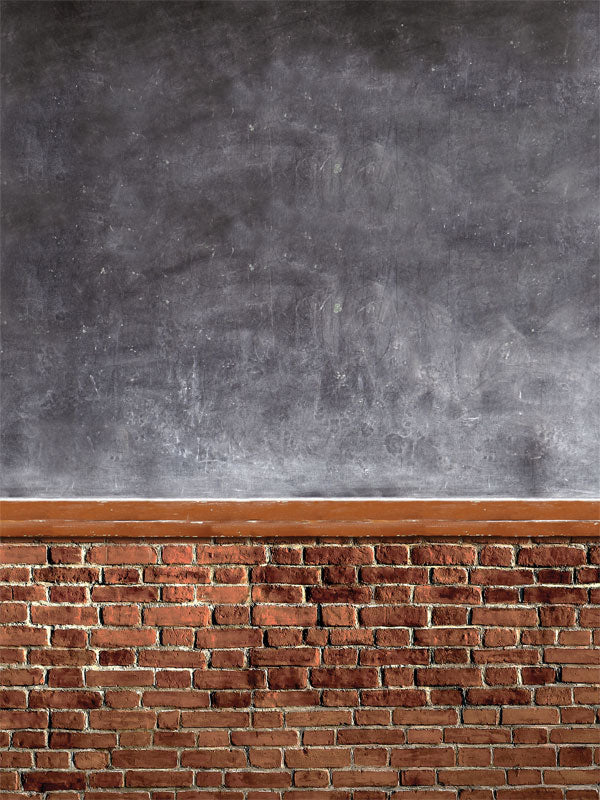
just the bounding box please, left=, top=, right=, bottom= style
left=0, top=540, right=599, bottom=799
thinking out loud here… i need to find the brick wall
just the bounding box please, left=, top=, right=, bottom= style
left=0, top=539, right=599, bottom=800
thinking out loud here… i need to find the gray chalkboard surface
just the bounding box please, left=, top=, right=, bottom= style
left=1, top=1, right=598, bottom=498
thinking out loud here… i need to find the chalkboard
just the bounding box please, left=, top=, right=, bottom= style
left=1, top=1, right=598, bottom=498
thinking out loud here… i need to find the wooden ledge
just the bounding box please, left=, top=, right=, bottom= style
left=0, top=500, right=598, bottom=540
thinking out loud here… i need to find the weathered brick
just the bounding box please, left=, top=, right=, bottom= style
left=143, top=606, right=210, bottom=626
left=196, top=545, right=266, bottom=564
left=252, top=605, right=317, bottom=627
left=412, top=545, right=476, bottom=565
left=359, top=606, right=427, bottom=627
left=471, top=608, right=537, bottom=627
left=88, top=545, right=157, bottom=564
left=0, top=545, right=47, bottom=564
left=1, top=536, right=597, bottom=795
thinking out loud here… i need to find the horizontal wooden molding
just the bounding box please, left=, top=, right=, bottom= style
left=0, top=499, right=597, bottom=540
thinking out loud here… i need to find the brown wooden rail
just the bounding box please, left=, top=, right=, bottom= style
left=0, top=500, right=597, bottom=540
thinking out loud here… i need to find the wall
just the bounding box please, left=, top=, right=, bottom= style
left=1, top=538, right=599, bottom=799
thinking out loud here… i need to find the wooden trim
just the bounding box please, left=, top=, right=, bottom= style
left=0, top=500, right=597, bottom=539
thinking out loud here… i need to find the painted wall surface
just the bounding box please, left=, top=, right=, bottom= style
left=0, top=538, right=599, bottom=796
left=2, top=1, right=598, bottom=496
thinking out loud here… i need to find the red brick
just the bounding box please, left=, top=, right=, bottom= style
left=197, top=585, right=249, bottom=603
left=539, top=606, right=577, bottom=626
left=34, top=566, right=99, bottom=583
left=286, top=749, right=351, bottom=768
left=373, top=586, right=411, bottom=603
left=225, top=771, right=291, bottom=788
left=214, top=565, right=247, bottom=582
left=497, top=791, right=562, bottom=800
left=309, top=586, right=371, bottom=603
left=391, top=747, right=454, bottom=767
left=252, top=605, right=317, bottom=627
left=412, top=545, right=476, bottom=565
left=473, top=649, right=539, bottom=665
left=414, top=586, right=481, bottom=604
left=494, top=747, right=556, bottom=766
left=416, top=668, right=481, bottom=687
left=1, top=537, right=598, bottom=794
left=125, top=771, right=193, bottom=788
left=538, top=568, right=573, bottom=584
left=304, top=546, right=374, bottom=565
left=542, top=769, right=600, bottom=785
left=361, top=690, right=426, bottom=707
left=49, top=586, right=87, bottom=603
left=544, top=648, right=600, bottom=664
left=89, top=710, right=155, bottom=729
left=394, top=708, right=458, bottom=725
left=49, top=546, right=83, bottom=564
left=562, top=667, right=600, bottom=683
left=161, top=545, right=193, bottom=563
left=252, top=566, right=320, bottom=584
left=518, top=547, right=586, bottom=566
left=471, top=608, right=537, bottom=627
left=143, top=606, right=210, bottom=626
left=577, top=567, right=600, bottom=583
left=196, top=545, right=266, bottom=564
left=559, top=747, right=593, bottom=767
left=521, top=667, right=556, bottom=684
left=93, top=586, right=158, bottom=602
left=88, top=545, right=157, bottom=564
left=0, top=545, right=46, bottom=564
left=102, top=605, right=141, bottom=626
left=184, top=749, right=247, bottom=768
left=466, top=689, right=531, bottom=705
left=86, top=670, right=154, bottom=687
left=32, top=605, right=98, bottom=626
left=22, top=772, right=85, bottom=791
left=253, top=690, right=320, bottom=707
left=414, top=628, right=478, bottom=647
left=432, top=607, right=468, bottom=625
left=323, top=566, right=357, bottom=583
left=333, top=629, right=374, bottom=645
left=47, top=668, right=84, bottom=687
left=484, top=629, right=518, bottom=647
left=580, top=608, right=600, bottom=627
left=91, top=629, right=157, bottom=647
left=359, top=607, right=427, bottom=627
left=361, top=567, right=428, bottom=583
left=142, top=690, right=210, bottom=708
left=251, top=648, right=318, bottom=666
left=558, top=630, right=591, bottom=645
left=432, top=566, right=468, bottom=583
left=144, top=566, right=210, bottom=584
left=374, top=545, right=409, bottom=564
left=479, top=546, right=513, bottom=566
left=322, top=606, right=357, bottom=626
left=194, top=670, right=265, bottom=689
left=103, top=566, right=141, bottom=583
left=331, top=770, right=399, bottom=787
left=363, top=648, right=427, bottom=666
left=0, top=667, right=44, bottom=686
left=196, top=628, right=262, bottom=648
left=438, top=769, right=504, bottom=786
left=0, top=602, right=27, bottom=622
left=29, top=690, right=102, bottom=709
left=312, top=668, right=378, bottom=688
left=470, top=569, right=533, bottom=585
left=0, top=626, right=48, bottom=646
left=252, top=585, right=304, bottom=603
left=523, top=587, right=587, bottom=604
